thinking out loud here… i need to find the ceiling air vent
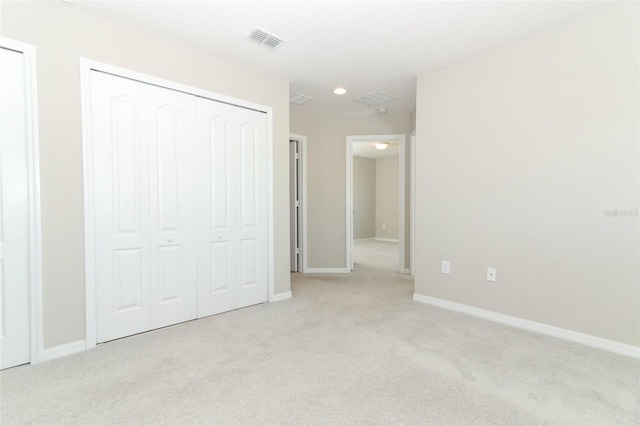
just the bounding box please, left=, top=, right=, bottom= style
left=247, top=27, right=287, bottom=50
left=353, top=92, right=395, bottom=106
left=289, top=93, right=314, bottom=105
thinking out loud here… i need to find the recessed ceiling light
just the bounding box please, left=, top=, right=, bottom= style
left=375, top=142, right=389, bottom=150
left=333, top=88, right=347, bottom=95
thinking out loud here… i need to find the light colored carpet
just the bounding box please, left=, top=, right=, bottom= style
left=1, top=240, right=638, bottom=425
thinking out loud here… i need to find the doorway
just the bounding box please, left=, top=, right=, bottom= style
left=289, top=134, right=307, bottom=273
left=346, top=134, right=406, bottom=273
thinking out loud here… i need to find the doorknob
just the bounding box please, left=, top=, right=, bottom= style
left=218, top=234, right=223, bottom=239
left=167, top=237, right=174, bottom=243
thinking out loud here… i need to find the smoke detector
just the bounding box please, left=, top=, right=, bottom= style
left=247, top=27, right=287, bottom=50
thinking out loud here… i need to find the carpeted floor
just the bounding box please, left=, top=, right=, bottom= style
left=1, top=240, right=638, bottom=425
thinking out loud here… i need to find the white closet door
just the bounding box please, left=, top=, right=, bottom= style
left=235, top=108, right=268, bottom=309
left=196, top=98, right=268, bottom=317
left=0, top=47, right=31, bottom=369
left=91, top=72, right=151, bottom=343
left=91, top=72, right=198, bottom=342
left=147, top=85, right=197, bottom=329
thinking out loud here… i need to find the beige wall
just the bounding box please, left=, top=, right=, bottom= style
left=290, top=111, right=410, bottom=269
left=375, top=156, right=399, bottom=240
left=1, top=1, right=291, bottom=348
left=415, top=3, right=639, bottom=346
left=353, top=157, right=376, bottom=240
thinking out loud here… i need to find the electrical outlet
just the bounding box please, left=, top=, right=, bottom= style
left=487, top=267, right=496, bottom=282
left=441, top=260, right=450, bottom=274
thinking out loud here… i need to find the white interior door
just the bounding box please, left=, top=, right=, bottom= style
left=0, top=46, right=31, bottom=369
left=91, top=72, right=151, bottom=342
left=90, top=72, right=197, bottom=343
left=289, top=140, right=298, bottom=272
left=196, top=98, right=268, bottom=317
left=147, top=83, right=197, bottom=329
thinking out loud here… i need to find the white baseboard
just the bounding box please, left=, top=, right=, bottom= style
left=354, top=238, right=375, bottom=242
left=375, top=237, right=399, bottom=243
left=305, top=267, right=350, bottom=273
left=42, top=340, right=86, bottom=362
left=272, top=291, right=292, bottom=302
left=413, top=293, right=640, bottom=359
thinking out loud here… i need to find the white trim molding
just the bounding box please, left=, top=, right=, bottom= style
left=354, top=238, right=375, bottom=243
left=0, top=37, right=44, bottom=365
left=409, top=130, right=416, bottom=276
left=305, top=268, right=350, bottom=274
left=413, top=293, right=640, bottom=359
left=42, top=340, right=87, bottom=362
left=272, top=291, right=293, bottom=302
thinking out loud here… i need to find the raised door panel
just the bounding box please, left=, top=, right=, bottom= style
left=91, top=72, right=151, bottom=343
left=235, top=113, right=269, bottom=309
left=196, top=99, right=236, bottom=317
left=147, top=86, right=197, bottom=328
left=0, top=47, right=31, bottom=369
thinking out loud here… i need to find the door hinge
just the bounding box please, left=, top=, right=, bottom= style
left=295, top=153, right=300, bottom=160
left=295, top=200, right=300, bottom=208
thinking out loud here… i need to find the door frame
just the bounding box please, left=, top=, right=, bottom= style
left=409, top=130, right=416, bottom=275
left=289, top=134, right=308, bottom=273
left=80, top=59, right=275, bottom=349
left=0, top=37, right=44, bottom=364
left=346, top=134, right=406, bottom=273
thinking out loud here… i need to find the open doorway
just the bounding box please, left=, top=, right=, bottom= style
left=346, top=134, right=406, bottom=273
left=289, top=134, right=307, bottom=272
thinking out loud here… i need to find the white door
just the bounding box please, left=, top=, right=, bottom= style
left=196, top=98, right=269, bottom=317
left=147, top=83, right=198, bottom=329
left=289, top=140, right=299, bottom=272
left=90, top=72, right=197, bottom=343
left=0, top=46, right=31, bottom=369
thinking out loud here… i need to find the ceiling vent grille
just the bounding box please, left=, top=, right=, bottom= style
left=353, top=92, right=395, bottom=106
left=247, top=27, right=287, bottom=50
left=289, top=93, right=314, bottom=105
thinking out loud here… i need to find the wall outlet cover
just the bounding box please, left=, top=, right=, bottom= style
left=487, top=267, right=496, bottom=282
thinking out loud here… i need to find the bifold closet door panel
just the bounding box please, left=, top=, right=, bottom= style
left=196, top=99, right=237, bottom=316
left=147, top=85, right=198, bottom=329
left=196, top=98, right=268, bottom=318
left=0, top=47, right=31, bottom=369
left=91, top=72, right=152, bottom=343
left=91, top=72, right=198, bottom=343
left=235, top=107, right=268, bottom=310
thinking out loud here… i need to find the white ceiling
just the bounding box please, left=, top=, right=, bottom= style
left=353, top=141, right=399, bottom=159
left=71, top=0, right=612, bottom=116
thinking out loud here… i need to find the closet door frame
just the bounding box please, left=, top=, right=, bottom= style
left=0, top=37, right=43, bottom=364
left=81, top=59, right=275, bottom=350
